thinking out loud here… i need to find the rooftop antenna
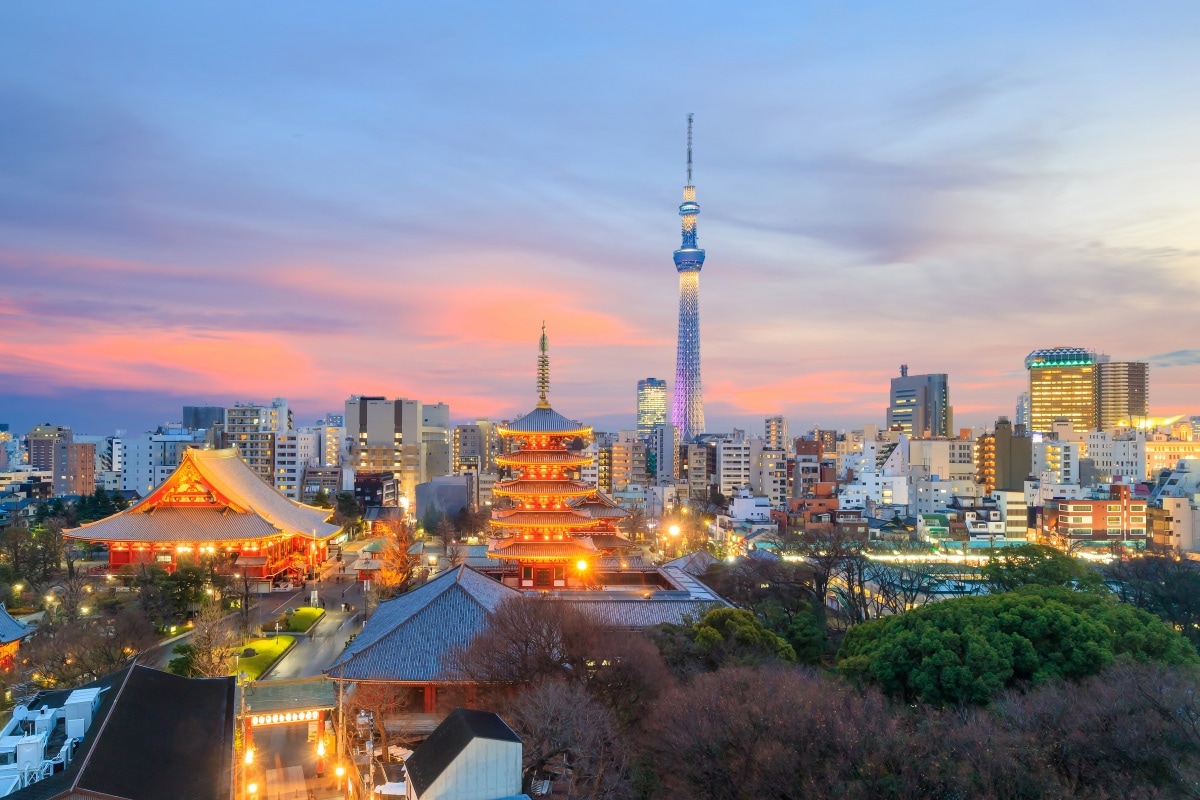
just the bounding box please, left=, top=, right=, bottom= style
left=686, top=112, right=694, bottom=185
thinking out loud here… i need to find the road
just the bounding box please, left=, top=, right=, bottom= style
left=140, top=562, right=367, bottom=676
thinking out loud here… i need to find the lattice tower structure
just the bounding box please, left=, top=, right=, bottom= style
left=671, top=114, right=706, bottom=441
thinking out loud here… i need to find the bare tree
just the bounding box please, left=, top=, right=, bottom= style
left=187, top=600, right=238, bottom=677
left=503, top=680, right=632, bottom=800
left=445, top=596, right=599, bottom=685
left=347, top=681, right=414, bottom=762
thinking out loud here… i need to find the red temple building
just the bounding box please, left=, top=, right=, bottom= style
left=487, top=327, right=632, bottom=588
left=65, top=447, right=340, bottom=584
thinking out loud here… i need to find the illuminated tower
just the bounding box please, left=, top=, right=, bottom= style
left=671, top=114, right=706, bottom=441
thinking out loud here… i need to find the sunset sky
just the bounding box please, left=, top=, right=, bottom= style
left=2, top=2, right=1199, bottom=437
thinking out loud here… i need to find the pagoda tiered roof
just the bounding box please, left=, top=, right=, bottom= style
left=496, top=450, right=591, bottom=468
left=498, top=407, right=591, bottom=437
left=492, top=480, right=593, bottom=499
left=490, top=509, right=598, bottom=529
left=569, top=491, right=633, bottom=521
left=488, top=538, right=600, bottom=560
left=66, top=448, right=340, bottom=543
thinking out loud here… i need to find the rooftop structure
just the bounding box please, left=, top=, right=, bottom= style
left=0, top=665, right=235, bottom=800
left=671, top=114, right=706, bottom=442
left=65, top=447, right=340, bottom=582
left=405, top=708, right=522, bottom=800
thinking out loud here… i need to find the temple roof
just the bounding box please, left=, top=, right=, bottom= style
left=569, top=491, right=632, bottom=520
left=492, top=480, right=593, bottom=497
left=326, top=565, right=520, bottom=682
left=0, top=606, right=32, bottom=645
left=496, top=450, right=591, bottom=467
left=490, top=509, right=597, bottom=528
left=66, top=447, right=339, bottom=543
left=498, top=406, right=591, bottom=436
left=487, top=539, right=600, bottom=559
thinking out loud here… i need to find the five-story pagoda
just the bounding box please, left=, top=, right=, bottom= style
left=488, top=327, right=629, bottom=589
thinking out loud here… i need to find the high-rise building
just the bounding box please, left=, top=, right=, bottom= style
left=671, top=114, right=706, bottom=442
left=27, top=424, right=71, bottom=471
left=454, top=420, right=501, bottom=474
left=992, top=417, right=1032, bottom=493
left=222, top=398, right=291, bottom=484
left=182, top=406, right=224, bottom=431
left=886, top=366, right=951, bottom=437
left=764, top=416, right=789, bottom=452
left=650, top=423, right=677, bottom=484
left=1025, top=348, right=1097, bottom=433
left=345, top=396, right=451, bottom=506
left=1015, top=392, right=1031, bottom=431
left=1095, top=361, right=1149, bottom=430
left=636, top=379, right=668, bottom=437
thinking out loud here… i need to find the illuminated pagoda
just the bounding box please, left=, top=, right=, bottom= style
left=488, top=326, right=632, bottom=589
left=65, top=448, right=340, bottom=584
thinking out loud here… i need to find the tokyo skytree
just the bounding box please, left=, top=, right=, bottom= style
left=671, top=113, right=706, bottom=441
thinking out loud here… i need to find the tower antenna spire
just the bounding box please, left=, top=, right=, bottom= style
left=537, top=322, right=550, bottom=408
left=686, top=112, right=693, bottom=185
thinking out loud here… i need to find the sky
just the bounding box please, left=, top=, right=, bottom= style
left=1, top=1, right=1199, bottom=438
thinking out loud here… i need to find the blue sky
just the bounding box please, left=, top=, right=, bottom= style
left=1, top=2, right=1198, bottom=436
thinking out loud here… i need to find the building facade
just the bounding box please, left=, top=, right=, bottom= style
left=636, top=379, right=668, bottom=437
left=886, top=366, right=951, bottom=437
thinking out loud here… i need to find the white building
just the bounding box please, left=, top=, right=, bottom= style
left=274, top=429, right=320, bottom=500
left=991, top=490, right=1030, bottom=539
left=911, top=477, right=980, bottom=515
left=1087, top=430, right=1146, bottom=484
left=120, top=427, right=207, bottom=494
left=716, top=438, right=753, bottom=499
left=1032, top=439, right=1084, bottom=486
left=750, top=444, right=787, bottom=509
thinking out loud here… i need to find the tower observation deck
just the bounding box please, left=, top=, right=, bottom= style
left=671, top=113, right=706, bottom=441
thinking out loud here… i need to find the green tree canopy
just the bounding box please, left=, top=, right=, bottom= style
left=981, top=544, right=1100, bottom=592
left=651, top=607, right=796, bottom=677
left=836, top=586, right=1197, bottom=706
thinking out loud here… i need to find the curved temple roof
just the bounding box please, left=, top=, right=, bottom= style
left=66, top=447, right=340, bottom=543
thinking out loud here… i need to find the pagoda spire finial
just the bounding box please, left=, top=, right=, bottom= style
left=537, top=322, right=550, bottom=408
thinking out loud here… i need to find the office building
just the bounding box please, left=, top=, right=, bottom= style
left=345, top=396, right=451, bottom=506
left=886, top=366, right=951, bottom=437
left=1095, top=361, right=1149, bottom=430
left=636, top=378, right=668, bottom=437
left=181, top=406, right=223, bottom=431
left=222, top=398, right=291, bottom=484
left=26, top=425, right=71, bottom=471
left=1025, top=348, right=1097, bottom=433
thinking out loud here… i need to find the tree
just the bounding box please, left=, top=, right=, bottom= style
left=446, top=596, right=600, bottom=686
left=375, top=519, right=420, bottom=600
left=836, top=586, right=1198, bottom=706
left=17, top=609, right=154, bottom=688
left=178, top=601, right=238, bottom=677
left=650, top=607, right=795, bottom=678
left=311, top=489, right=333, bottom=509
left=981, top=544, right=1100, bottom=593
left=333, top=492, right=362, bottom=536
left=0, top=524, right=33, bottom=579
left=346, top=681, right=415, bottom=760
left=1104, top=554, right=1200, bottom=649
left=503, top=680, right=632, bottom=800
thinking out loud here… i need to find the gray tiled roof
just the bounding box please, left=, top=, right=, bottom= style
left=566, top=598, right=725, bottom=628
left=499, top=407, right=590, bottom=434
left=0, top=606, right=31, bottom=644
left=326, top=565, right=520, bottom=682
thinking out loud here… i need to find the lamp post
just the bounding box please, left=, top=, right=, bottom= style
left=668, top=525, right=680, bottom=559
left=647, top=521, right=658, bottom=562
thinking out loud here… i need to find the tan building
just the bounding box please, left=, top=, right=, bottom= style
left=1026, top=347, right=1097, bottom=433
left=53, top=440, right=95, bottom=496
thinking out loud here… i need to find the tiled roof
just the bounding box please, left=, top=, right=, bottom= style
left=582, top=533, right=635, bottom=551
left=566, top=598, right=725, bottom=628
left=66, top=447, right=339, bottom=543
left=497, top=450, right=591, bottom=466
left=664, top=550, right=719, bottom=576
left=0, top=606, right=31, bottom=644
left=65, top=507, right=283, bottom=542
left=499, top=407, right=591, bottom=435
left=490, top=510, right=595, bottom=528
left=326, top=565, right=520, bottom=682
left=492, top=480, right=593, bottom=496
left=487, top=540, right=599, bottom=559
